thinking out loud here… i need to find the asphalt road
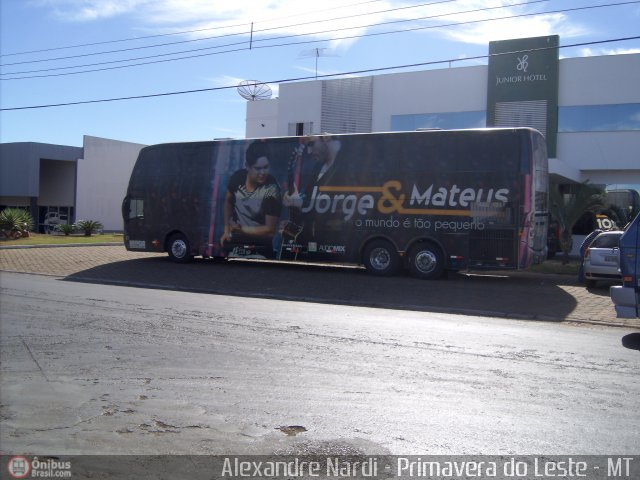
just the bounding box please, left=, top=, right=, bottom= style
left=1, top=272, right=638, bottom=457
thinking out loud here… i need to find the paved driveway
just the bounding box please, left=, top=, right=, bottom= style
left=1, top=245, right=637, bottom=328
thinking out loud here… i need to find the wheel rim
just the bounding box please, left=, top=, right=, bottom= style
left=171, top=239, right=187, bottom=259
left=370, top=247, right=391, bottom=271
left=415, top=250, right=437, bottom=274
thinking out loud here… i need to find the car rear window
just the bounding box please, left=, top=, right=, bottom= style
left=591, top=233, right=622, bottom=248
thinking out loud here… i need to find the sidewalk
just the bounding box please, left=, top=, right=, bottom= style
left=1, top=245, right=638, bottom=328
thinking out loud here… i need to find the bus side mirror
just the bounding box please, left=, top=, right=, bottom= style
left=122, top=197, right=129, bottom=222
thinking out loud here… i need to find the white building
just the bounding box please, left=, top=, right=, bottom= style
left=246, top=52, right=640, bottom=189
left=0, top=136, right=145, bottom=232
left=76, top=136, right=146, bottom=231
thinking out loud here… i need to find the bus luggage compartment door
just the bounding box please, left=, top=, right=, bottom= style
left=468, top=229, right=517, bottom=269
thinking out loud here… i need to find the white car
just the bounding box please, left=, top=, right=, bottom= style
left=583, top=231, right=623, bottom=288
left=43, top=212, right=68, bottom=233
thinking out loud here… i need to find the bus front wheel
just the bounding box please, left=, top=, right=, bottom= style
left=363, top=239, right=400, bottom=276
left=408, top=242, right=445, bottom=279
left=167, top=233, right=193, bottom=263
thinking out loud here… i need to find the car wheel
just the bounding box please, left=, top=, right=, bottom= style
left=167, top=233, right=193, bottom=263
left=362, top=239, right=400, bottom=276
left=408, top=242, right=445, bottom=279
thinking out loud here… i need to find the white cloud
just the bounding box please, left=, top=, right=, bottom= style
left=33, top=0, right=151, bottom=21
left=29, top=0, right=634, bottom=56
left=414, top=1, right=588, bottom=45
left=579, top=47, right=640, bottom=57
left=207, top=74, right=245, bottom=88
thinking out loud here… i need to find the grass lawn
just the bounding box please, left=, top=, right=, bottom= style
left=0, top=232, right=124, bottom=246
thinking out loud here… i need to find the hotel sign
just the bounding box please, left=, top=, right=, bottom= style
left=486, top=35, right=559, bottom=157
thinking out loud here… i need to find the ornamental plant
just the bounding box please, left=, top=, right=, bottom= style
left=75, top=219, right=103, bottom=237
left=0, top=208, right=34, bottom=239
left=55, top=223, right=75, bottom=236
left=549, top=182, right=605, bottom=265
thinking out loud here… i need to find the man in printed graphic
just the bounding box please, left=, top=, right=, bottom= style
left=220, top=140, right=282, bottom=256
left=283, top=135, right=344, bottom=238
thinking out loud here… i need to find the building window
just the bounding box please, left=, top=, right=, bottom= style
left=38, top=206, right=74, bottom=234
left=288, top=122, right=314, bottom=136
left=391, top=111, right=486, bottom=131
left=559, top=103, right=640, bottom=132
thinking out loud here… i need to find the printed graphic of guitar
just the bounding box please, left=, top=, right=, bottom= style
left=278, top=142, right=306, bottom=260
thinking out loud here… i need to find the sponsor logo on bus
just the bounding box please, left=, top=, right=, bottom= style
left=302, top=181, right=511, bottom=221
left=319, top=244, right=346, bottom=254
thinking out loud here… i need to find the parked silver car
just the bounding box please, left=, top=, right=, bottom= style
left=583, top=230, right=624, bottom=288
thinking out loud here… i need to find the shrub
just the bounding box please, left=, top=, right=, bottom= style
left=0, top=208, right=34, bottom=239
left=75, top=219, right=103, bottom=237
left=55, top=223, right=75, bottom=236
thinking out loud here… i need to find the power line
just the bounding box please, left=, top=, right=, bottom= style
left=0, top=0, right=500, bottom=76
left=2, top=36, right=638, bottom=111
left=1, top=0, right=461, bottom=67
left=0, top=0, right=387, bottom=57
left=0, top=29, right=246, bottom=67
left=3, top=0, right=632, bottom=80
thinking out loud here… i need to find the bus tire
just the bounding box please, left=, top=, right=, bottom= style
left=363, top=239, right=400, bottom=276
left=408, top=242, right=445, bottom=279
left=167, top=233, right=193, bottom=263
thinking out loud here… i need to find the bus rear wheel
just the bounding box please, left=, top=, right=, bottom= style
left=408, top=242, right=445, bottom=279
left=167, top=233, right=193, bottom=263
left=363, top=239, right=400, bottom=276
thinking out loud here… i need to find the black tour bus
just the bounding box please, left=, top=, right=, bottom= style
left=122, top=128, right=548, bottom=279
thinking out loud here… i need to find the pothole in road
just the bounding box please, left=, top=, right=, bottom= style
left=277, top=425, right=307, bottom=436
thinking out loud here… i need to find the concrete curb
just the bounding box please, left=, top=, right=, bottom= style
left=0, top=242, right=122, bottom=249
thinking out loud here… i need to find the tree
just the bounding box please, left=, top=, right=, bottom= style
left=549, top=182, right=605, bottom=264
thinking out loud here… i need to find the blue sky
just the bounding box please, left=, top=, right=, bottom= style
left=1, top=0, right=639, bottom=147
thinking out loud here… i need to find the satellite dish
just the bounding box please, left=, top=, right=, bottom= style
left=237, top=80, right=272, bottom=101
